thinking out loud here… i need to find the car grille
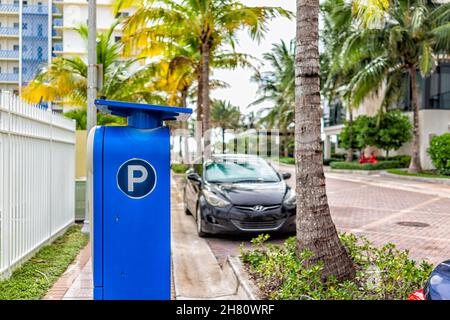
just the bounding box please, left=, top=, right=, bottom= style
left=231, top=219, right=286, bottom=231
left=234, top=205, right=281, bottom=212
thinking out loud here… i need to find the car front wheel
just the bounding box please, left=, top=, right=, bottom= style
left=196, top=205, right=207, bottom=238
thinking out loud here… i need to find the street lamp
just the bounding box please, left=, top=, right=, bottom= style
left=82, top=0, right=97, bottom=234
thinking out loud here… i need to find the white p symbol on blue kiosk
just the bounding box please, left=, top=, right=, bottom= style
left=117, top=159, right=157, bottom=199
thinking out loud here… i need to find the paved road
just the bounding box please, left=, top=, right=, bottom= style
left=205, top=162, right=450, bottom=266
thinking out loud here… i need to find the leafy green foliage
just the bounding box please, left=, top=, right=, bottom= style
left=64, top=109, right=126, bottom=130
left=330, top=161, right=403, bottom=171
left=0, top=225, right=89, bottom=300
left=338, top=119, right=364, bottom=151
left=375, top=111, right=412, bottom=156
left=339, top=112, right=412, bottom=155
left=428, top=133, right=450, bottom=175
left=171, top=163, right=189, bottom=174
left=241, top=233, right=433, bottom=300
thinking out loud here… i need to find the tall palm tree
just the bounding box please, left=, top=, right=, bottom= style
left=211, top=100, right=241, bottom=152
left=251, top=40, right=295, bottom=157
left=22, top=22, right=162, bottom=107
left=117, top=0, right=292, bottom=147
left=343, top=0, right=450, bottom=173
left=295, top=0, right=355, bottom=281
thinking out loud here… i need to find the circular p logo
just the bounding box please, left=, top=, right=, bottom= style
left=117, top=159, right=157, bottom=199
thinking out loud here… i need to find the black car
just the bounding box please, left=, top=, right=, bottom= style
left=183, top=154, right=296, bottom=237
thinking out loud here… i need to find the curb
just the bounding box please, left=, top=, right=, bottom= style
left=325, top=168, right=385, bottom=175
left=223, top=256, right=261, bottom=300
left=381, top=171, right=450, bottom=186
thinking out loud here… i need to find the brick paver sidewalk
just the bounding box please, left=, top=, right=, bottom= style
left=43, top=242, right=92, bottom=300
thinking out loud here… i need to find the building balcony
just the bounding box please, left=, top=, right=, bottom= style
left=0, top=50, right=19, bottom=59
left=53, top=43, right=63, bottom=52
left=52, top=6, right=62, bottom=15
left=0, top=73, right=19, bottom=82
left=23, top=4, right=49, bottom=15
left=0, top=27, right=19, bottom=36
left=53, top=18, right=63, bottom=27
left=0, top=4, right=19, bottom=14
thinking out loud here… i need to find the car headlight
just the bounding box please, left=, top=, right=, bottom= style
left=283, top=188, right=296, bottom=206
left=203, top=189, right=230, bottom=208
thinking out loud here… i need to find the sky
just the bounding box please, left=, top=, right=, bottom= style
left=210, top=0, right=296, bottom=116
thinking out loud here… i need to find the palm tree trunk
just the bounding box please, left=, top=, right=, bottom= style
left=408, top=67, right=422, bottom=173
left=201, top=41, right=211, bottom=149
left=346, top=110, right=354, bottom=162
left=295, top=0, right=355, bottom=281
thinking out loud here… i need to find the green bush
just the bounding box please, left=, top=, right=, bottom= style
left=241, top=234, right=432, bottom=300
left=330, top=160, right=402, bottom=171
left=171, top=163, right=189, bottom=174
left=376, top=155, right=411, bottom=168
left=428, top=133, right=450, bottom=176
left=323, top=158, right=342, bottom=166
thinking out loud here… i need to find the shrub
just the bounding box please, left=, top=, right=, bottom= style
left=330, top=160, right=402, bottom=171
left=241, top=234, right=432, bottom=300
left=376, top=155, right=411, bottom=168
left=428, top=133, right=450, bottom=176
left=323, top=158, right=342, bottom=166
left=171, top=163, right=189, bottom=174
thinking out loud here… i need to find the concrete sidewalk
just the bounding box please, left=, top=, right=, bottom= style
left=44, top=174, right=238, bottom=300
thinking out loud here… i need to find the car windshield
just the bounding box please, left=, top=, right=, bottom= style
left=205, top=158, right=280, bottom=183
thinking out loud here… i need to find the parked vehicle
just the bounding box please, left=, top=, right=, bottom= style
left=183, top=154, right=296, bottom=237
left=408, top=260, right=450, bottom=300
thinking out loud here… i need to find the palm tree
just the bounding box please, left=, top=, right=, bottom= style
left=22, top=22, right=162, bottom=107
left=295, top=0, right=355, bottom=281
left=211, top=100, right=241, bottom=152
left=251, top=40, right=295, bottom=157
left=117, top=0, right=292, bottom=146
left=343, top=0, right=450, bottom=173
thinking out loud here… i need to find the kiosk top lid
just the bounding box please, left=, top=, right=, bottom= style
left=95, top=99, right=192, bottom=129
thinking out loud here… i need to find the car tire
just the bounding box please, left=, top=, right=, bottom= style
left=183, top=189, right=191, bottom=215
left=196, top=205, right=207, bottom=238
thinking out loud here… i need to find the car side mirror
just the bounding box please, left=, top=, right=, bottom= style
left=282, top=172, right=291, bottom=180
left=187, top=172, right=202, bottom=184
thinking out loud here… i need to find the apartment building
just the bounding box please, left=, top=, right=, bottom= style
left=323, top=61, right=450, bottom=170
left=0, top=0, right=132, bottom=110
left=0, top=0, right=59, bottom=94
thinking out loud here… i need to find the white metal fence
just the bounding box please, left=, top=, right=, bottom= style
left=0, top=92, right=76, bottom=278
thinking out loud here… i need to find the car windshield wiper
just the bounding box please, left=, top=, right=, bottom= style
left=232, top=178, right=268, bottom=183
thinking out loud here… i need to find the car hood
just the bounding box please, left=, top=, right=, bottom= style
left=210, top=181, right=287, bottom=206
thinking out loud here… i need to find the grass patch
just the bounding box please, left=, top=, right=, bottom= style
left=387, top=169, right=450, bottom=179
left=0, top=224, right=89, bottom=300
left=171, top=163, right=189, bottom=174
left=330, top=160, right=403, bottom=171
left=278, top=157, right=295, bottom=165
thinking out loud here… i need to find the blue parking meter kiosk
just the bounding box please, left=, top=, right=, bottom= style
left=89, top=99, right=192, bottom=300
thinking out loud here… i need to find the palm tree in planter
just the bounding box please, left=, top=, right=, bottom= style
left=211, top=100, right=241, bottom=153
left=117, top=0, right=292, bottom=147
left=295, top=0, right=355, bottom=280
left=343, top=0, right=450, bottom=173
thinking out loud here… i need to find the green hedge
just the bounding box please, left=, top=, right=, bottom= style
left=330, top=160, right=403, bottom=171
left=323, top=158, right=343, bottom=166
left=376, top=155, right=411, bottom=168
left=279, top=157, right=295, bottom=165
